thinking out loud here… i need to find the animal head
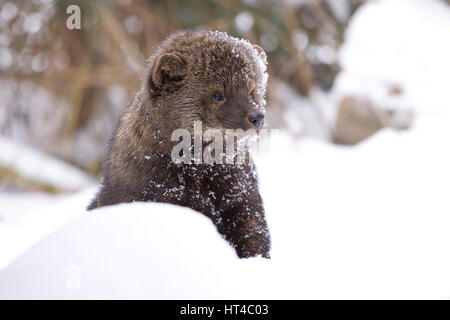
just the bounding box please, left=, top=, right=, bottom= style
left=146, top=30, right=268, bottom=132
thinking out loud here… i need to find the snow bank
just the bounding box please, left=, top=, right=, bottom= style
left=0, top=200, right=271, bottom=299
left=0, top=189, right=94, bottom=270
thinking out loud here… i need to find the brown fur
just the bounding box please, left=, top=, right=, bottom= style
left=88, top=30, right=270, bottom=258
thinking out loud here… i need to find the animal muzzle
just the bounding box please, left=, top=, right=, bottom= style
left=219, top=94, right=265, bottom=129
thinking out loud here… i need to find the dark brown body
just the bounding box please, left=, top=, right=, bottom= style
left=88, top=30, right=270, bottom=258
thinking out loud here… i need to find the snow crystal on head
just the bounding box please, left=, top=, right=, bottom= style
left=208, top=30, right=269, bottom=107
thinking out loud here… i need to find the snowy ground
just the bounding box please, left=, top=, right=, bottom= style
left=0, top=0, right=449, bottom=299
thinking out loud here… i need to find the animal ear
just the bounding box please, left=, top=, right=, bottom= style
left=253, top=44, right=267, bottom=65
left=151, top=53, right=186, bottom=88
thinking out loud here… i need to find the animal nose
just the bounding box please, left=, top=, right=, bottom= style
left=248, top=112, right=264, bottom=128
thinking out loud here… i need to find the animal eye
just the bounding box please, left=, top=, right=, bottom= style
left=211, top=92, right=224, bottom=103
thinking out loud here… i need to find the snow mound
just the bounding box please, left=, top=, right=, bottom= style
left=0, top=201, right=273, bottom=299
left=0, top=188, right=95, bottom=270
